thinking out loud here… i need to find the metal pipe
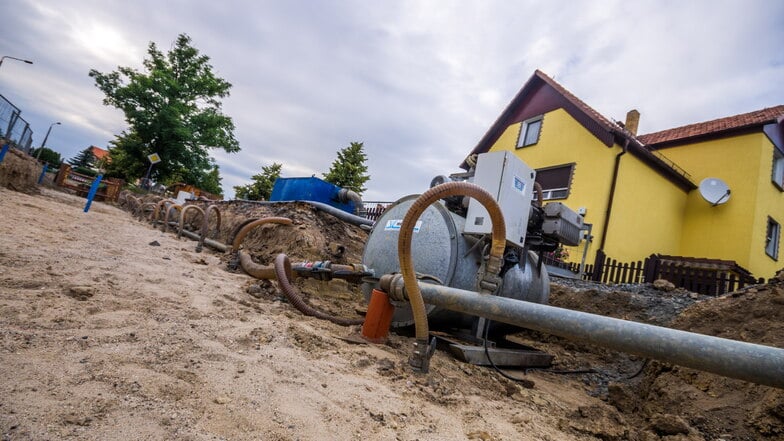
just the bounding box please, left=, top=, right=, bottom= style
left=394, top=280, right=784, bottom=389
left=337, top=188, right=366, bottom=216
left=599, top=136, right=629, bottom=251
left=176, top=225, right=229, bottom=252
left=238, top=199, right=374, bottom=227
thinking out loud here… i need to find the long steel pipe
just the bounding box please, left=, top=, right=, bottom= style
left=394, top=280, right=784, bottom=389
left=176, top=225, right=229, bottom=252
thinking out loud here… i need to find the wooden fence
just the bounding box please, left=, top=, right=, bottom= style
left=364, top=204, right=389, bottom=222
left=54, top=164, right=123, bottom=202
left=588, top=250, right=764, bottom=295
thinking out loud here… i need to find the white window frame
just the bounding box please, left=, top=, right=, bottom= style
left=535, top=163, right=575, bottom=201
left=772, top=149, right=784, bottom=190
left=766, top=216, right=780, bottom=260
left=541, top=187, right=569, bottom=201
left=516, top=116, right=543, bottom=148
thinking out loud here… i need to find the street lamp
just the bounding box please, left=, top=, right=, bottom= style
left=35, top=122, right=61, bottom=161
left=0, top=56, right=34, bottom=70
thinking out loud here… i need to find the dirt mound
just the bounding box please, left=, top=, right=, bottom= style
left=177, top=199, right=369, bottom=320
left=508, top=278, right=784, bottom=440
left=0, top=146, right=41, bottom=193
left=619, top=283, right=784, bottom=440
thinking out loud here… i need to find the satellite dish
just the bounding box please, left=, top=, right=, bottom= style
left=699, top=177, right=731, bottom=206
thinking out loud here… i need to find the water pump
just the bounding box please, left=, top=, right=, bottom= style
left=362, top=151, right=584, bottom=333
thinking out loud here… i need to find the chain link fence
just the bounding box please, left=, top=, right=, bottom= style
left=0, top=93, right=33, bottom=152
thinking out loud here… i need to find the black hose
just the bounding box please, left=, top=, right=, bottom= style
left=273, top=253, right=364, bottom=326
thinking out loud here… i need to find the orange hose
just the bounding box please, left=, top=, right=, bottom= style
left=398, top=182, right=507, bottom=343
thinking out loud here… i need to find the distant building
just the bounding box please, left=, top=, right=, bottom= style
left=465, top=70, right=784, bottom=278
left=88, top=146, right=109, bottom=164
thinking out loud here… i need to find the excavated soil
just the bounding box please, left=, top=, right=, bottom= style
left=0, top=146, right=41, bottom=194
left=1, top=184, right=783, bottom=440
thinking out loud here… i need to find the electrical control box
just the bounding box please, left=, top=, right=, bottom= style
left=542, top=202, right=584, bottom=246
left=464, top=151, right=535, bottom=247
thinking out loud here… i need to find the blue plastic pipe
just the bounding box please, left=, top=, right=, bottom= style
left=83, top=174, right=103, bottom=213
left=0, top=143, right=9, bottom=163
left=37, top=164, right=48, bottom=184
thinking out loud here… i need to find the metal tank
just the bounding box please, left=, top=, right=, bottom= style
left=362, top=194, right=549, bottom=330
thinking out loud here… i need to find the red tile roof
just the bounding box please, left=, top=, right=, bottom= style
left=89, top=146, right=109, bottom=161
left=638, top=105, right=784, bottom=146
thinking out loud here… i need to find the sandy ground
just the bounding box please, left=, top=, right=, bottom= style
left=0, top=187, right=624, bottom=441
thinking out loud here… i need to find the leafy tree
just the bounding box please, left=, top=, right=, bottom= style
left=30, top=147, right=62, bottom=165
left=68, top=147, right=96, bottom=168
left=89, top=33, right=239, bottom=188
left=104, top=131, right=147, bottom=182
left=322, top=141, right=370, bottom=196
left=234, top=163, right=282, bottom=201
left=199, top=164, right=223, bottom=196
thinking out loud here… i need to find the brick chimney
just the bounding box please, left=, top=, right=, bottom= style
left=625, top=109, right=640, bottom=136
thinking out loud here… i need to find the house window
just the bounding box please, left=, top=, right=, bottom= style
left=516, top=116, right=543, bottom=148
left=772, top=149, right=784, bottom=190
left=535, top=163, right=575, bottom=200
left=766, top=217, right=780, bottom=260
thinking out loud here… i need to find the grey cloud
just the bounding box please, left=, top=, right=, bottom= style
left=1, top=0, right=782, bottom=200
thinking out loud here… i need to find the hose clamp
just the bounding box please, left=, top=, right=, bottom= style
left=409, top=337, right=437, bottom=373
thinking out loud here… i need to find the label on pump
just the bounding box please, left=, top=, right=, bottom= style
left=384, top=219, right=422, bottom=233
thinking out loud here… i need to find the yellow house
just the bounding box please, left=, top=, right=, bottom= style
left=465, top=70, right=784, bottom=278
left=639, top=108, right=784, bottom=278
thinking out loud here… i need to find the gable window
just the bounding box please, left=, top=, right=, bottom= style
left=772, top=149, right=784, bottom=190
left=516, top=116, right=543, bottom=148
left=535, top=163, right=575, bottom=200
left=766, top=217, right=780, bottom=260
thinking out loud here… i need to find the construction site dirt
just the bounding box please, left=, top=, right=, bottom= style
left=1, top=185, right=783, bottom=440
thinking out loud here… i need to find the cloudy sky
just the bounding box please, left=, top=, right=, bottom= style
left=1, top=0, right=782, bottom=201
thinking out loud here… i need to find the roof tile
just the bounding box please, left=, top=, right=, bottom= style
left=638, top=105, right=784, bottom=145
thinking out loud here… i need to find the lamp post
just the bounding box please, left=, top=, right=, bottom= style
left=0, top=56, right=34, bottom=70
left=35, top=122, right=61, bottom=161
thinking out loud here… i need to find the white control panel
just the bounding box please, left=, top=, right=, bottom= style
left=464, top=151, right=535, bottom=247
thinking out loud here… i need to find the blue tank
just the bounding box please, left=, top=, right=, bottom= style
left=269, top=177, right=355, bottom=213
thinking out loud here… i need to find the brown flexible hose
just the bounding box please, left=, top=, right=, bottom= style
left=239, top=250, right=277, bottom=279
left=178, top=205, right=205, bottom=239
left=140, top=202, right=157, bottom=221
left=398, top=182, right=507, bottom=343
left=273, top=253, right=364, bottom=326
left=231, top=217, right=294, bottom=252
left=152, top=199, right=177, bottom=223
left=197, top=205, right=222, bottom=252
left=162, top=204, right=183, bottom=232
